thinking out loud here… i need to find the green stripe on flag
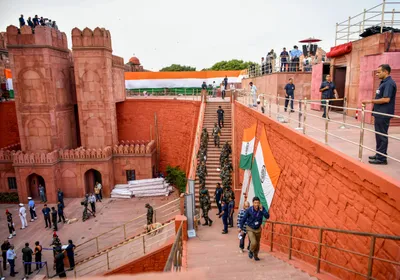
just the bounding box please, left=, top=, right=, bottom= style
left=239, top=154, right=252, bottom=169
left=8, top=90, right=14, bottom=98
left=251, top=160, right=269, bottom=211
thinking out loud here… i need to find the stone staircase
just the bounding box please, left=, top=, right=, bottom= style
left=187, top=209, right=318, bottom=280
left=195, top=101, right=232, bottom=208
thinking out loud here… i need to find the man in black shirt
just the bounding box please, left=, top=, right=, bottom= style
left=319, top=75, right=338, bottom=119
left=1, top=239, right=11, bottom=271
left=22, top=242, right=33, bottom=276
left=217, top=106, right=224, bottom=128
left=284, top=78, right=295, bottom=112
left=33, top=15, right=39, bottom=27
left=362, top=64, right=397, bottom=165
left=42, top=204, right=51, bottom=228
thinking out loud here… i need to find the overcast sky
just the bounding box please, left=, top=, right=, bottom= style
left=0, top=0, right=383, bottom=71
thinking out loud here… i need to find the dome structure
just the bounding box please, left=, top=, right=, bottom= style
left=129, top=56, right=140, bottom=65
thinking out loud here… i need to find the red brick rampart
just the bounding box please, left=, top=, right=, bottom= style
left=116, top=99, right=201, bottom=174
left=234, top=102, right=400, bottom=280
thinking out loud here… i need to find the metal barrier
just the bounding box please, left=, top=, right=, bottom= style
left=163, top=221, right=183, bottom=272
left=247, top=60, right=319, bottom=78
left=73, top=221, right=176, bottom=278
left=126, top=88, right=202, bottom=100
left=237, top=92, right=400, bottom=164
left=264, top=220, right=400, bottom=279
left=74, top=198, right=182, bottom=263
left=335, top=1, right=400, bottom=45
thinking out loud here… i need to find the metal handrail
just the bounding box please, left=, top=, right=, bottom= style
left=237, top=92, right=400, bottom=165
left=74, top=197, right=182, bottom=262
left=163, top=221, right=183, bottom=272
left=335, top=1, right=400, bottom=45
left=74, top=221, right=176, bottom=278
left=265, top=220, right=400, bottom=279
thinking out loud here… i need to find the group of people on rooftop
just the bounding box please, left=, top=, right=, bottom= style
left=19, top=14, right=58, bottom=30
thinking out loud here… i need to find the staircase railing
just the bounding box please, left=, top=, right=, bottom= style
left=74, top=197, right=182, bottom=263
left=186, top=98, right=206, bottom=188
left=264, top=220, right=400, bottom=279
left=73, top=220, right=176, bottom=278
left=163, top=221, right=183, bottom=272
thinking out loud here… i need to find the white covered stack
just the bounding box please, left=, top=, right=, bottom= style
left=111, top=178, right=173, bottom=199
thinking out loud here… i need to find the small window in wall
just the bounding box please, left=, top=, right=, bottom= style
left=8, top=177, right=17, bottom=190
left=126, top=170, right=136, bottom=182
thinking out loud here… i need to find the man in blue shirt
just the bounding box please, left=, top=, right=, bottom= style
left=280, top=47, right=289, bottom=72
left=7, top=245, right=18, bottom=276
left=362, top=64, right=397, bottom=165
left=28, top=197, right=37, bottom=222
left=42, top=204, right=51, bottom=228
left=218, top=200, right=229, bottom=234
left=319, top=75, right=338, bottom=119
left=240, top=196, right=270, bottom=261
left=57, top=189, right=64, bottom=207
left=289, top=46, right=302, bottom=72
left=65, top=240, right=76, bottom=269
left=19, top=15, right=25, bottom=27
left=284, top=78, right=295, bottom=112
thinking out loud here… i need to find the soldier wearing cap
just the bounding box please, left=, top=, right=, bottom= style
left=199, top=187, right=213, bottom=226
left=145, top=203, right=153, bottom=225
left=28, top=197, right=37, bottom=222
left=19, top=203, right=28, bottom=229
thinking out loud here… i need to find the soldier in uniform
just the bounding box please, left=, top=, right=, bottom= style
left=212, top=123, right=221, bottom=148
left=199, top=187, right=213, bottom=226
left=145, top=203, right=153, bottom=225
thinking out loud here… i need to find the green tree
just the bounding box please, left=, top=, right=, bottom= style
left=160, top=64, right=196, bottom=72
left=165, top=165, right=187, bottom=194
left=207, top=59, right=257, bottom=71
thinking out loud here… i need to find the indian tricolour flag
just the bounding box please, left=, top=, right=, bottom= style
left=239, top=124, right=256, bottom=170
left=125, top=70, right=243, bottom=93
left=5, top=69, right=14, bottom=98
left=250, top=126, right=281, bottom=211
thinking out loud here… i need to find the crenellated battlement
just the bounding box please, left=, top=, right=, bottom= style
left=113, top=140, right=156, bottom=155
left=13, top=150, right=59, bottom=165
left=6, top=25, right=68, bottom=51
left=112, top=55, right=124, bottom=68
left=71, top=27, right=112, bottom=50
left=0, top=32, right=7, bottom=50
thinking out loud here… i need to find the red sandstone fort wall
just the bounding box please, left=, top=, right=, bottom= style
left=234, top=102, right=400, bottom=280
left=116, top=99, right=201, bottom=174
left=0, top=101, right=19, bottom=148
left=104, top=242, right=173, bottom=275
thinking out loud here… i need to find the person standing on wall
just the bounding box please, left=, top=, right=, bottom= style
left=319, top=74, right=338, bottom=119
left=284, top=78, right=295, bottom=112
left=240, top=196, right=270, bottom=261
left=362, top=64, right=397, bottom=165
left=289, top=45, right=302, bottom=72
left=280, top=47, right=289, bottom=72
left=249, top=82, right=258, bottom=107
left=224, top=76, right=228, bottom=90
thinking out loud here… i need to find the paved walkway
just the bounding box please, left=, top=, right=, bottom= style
left=187, top=209, right=317, bottom=279
left=0, top=193, right=179, bottom=278
left=237, top=97, right=400, bottom=182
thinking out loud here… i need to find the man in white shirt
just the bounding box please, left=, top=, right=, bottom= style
left=212, top=81, right=217, bottom=98
left=19, top=203, right=28, bottom=229
left=249, top=82, right=258, bottom=107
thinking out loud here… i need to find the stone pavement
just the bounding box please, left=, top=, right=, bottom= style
left=238, top=98, right=400, bottom=182
left=0, top=193, right=179, bottom=278
left=187, top=209, right=317, bottom=279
